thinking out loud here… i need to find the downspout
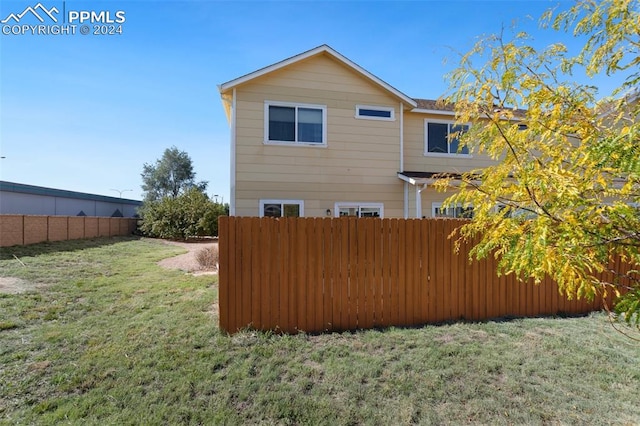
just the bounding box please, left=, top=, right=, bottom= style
left=399, top=101, right=404, bottom=172
left=404, top=182, right=409, bottom=219
left=230, top=88, right=237, bottom=216
left=416, top=183, right=428, bottom=218
left=400, top=102, right=407, bottom=218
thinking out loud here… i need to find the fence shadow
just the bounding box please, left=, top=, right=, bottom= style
left=0, top=235, right=142, bottom=261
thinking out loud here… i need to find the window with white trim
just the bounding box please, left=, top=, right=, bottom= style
left=260, top=200, right=304, bottom=217
left=424, top=120, right=470, bottom=156
left=265, top=101, right=326, bottom=145
left=335, top=203, right=383, bottom=218
left=355, top=105, right=395, bottom=121
left=432, top=202, right=473, bottom=218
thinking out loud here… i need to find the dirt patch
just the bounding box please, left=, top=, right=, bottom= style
left=0, top=277, right=40, bottom=294
left=153, top=239, right=219, bottom=275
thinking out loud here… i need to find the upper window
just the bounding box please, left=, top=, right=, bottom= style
left=424, top=120, right=470, bottom=156
left=260, top=199, right=304, bottom=218
left=432, top=202, right=473, bottom=218
left=335, top=203, right=383, bottom=218
left=355, top=105, right=395, bottom=121
left=265, top=101, right=326, bottom=145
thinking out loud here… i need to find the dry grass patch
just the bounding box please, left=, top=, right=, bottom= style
left=195, top=245, right=219, bottom=271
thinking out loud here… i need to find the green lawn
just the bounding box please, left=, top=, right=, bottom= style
left=1, top=237, right=639, bottom=425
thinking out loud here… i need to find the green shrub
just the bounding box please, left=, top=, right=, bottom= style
left=138, top=188, right=227, bottom=239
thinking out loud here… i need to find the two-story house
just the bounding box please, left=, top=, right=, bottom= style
left=219, top=45, right=496, bottom=219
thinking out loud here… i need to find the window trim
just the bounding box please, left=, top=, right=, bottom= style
left=264, top=100, right=327, bottom=146
left=334, top=202, right=384, bottom=218
left=432, top=202, right=473, bottom=218
left=259, top=199, right=305, bottom=218
left=355, top=104, right=395, bottom=121
left=424, top=119, right=472, bottom=157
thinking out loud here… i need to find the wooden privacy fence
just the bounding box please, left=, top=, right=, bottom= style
left=218, top=217, right=612, bottom=334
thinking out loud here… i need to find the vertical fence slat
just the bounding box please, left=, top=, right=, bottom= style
left=299, top=218, right=322, bottom=331
left=355, top=219, right=367, bottom=329
left=403, top=220, right=414, bottom=327
left=397, top=219, right=408, bottom=326
left=347, top=217, right=356, bottom=329
left=334, top=217, right=349, bottom=330
left=410, top=220, right=421, bottom=325
left=484, top=248, right=495, bottom=319
left=330, top=218, right=341, bottom=331
left=434, top=219, right=445, bottom=322
left=380, top=219, right=391, bottom=327
left=296, top=219, right=308, bottom=332
left=389, top=219, right=400, bottom=326
left=313, top=219, right=325, bottom=331
left=240, top=218, right=253, bottom=330
left=470, top=236, right=480, bottom=321
left=418, top=219, right=430, bottom=324
left=279, top=218, right=291, bottom=333
left=251, top=218, right=262, bottom=329
left=218, top=216, right=229, bottom=333
left=261, top=218, right=274, bottom=330
left=323, top=218, right=334, bottom=331
left=373, top=219, right=383, bottom=327
left=364, top=219, right=376, bottom=329
left=441, top=220, right=452, bottom=322
left=427, top=219, right=438, bottom=323
left=447, top=220, right=458, bottom=321
left=232, top=216, right=242, bottom=333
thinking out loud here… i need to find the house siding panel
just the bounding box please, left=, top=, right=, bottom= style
left=233, top=53, right=403, bottom=217
left=403, top=112, right=497, bottom=174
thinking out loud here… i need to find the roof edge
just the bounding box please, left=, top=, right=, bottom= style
left=219, top=45, right=417, bottom=107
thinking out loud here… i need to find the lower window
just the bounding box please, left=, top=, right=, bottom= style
left=335, top=203, right=383, bottom=218
left=432, top=202, right=473, bottom=218
left=260, top=200, right=304, bottom=217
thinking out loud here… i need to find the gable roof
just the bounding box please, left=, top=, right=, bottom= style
left=219, top=45, right=417, bottom=108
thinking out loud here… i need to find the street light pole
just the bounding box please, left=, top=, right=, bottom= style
left=110, top=189, right=133, bottom=217
left=110, top=189, right=133, bottom=198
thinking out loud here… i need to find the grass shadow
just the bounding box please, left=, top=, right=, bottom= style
left=0, top=236, right=142, bottom=261
left=232, top=311, right=600, bottom=339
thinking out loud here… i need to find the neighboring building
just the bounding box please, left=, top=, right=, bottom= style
left=0, top=181, right=142, bottom=217
left=219, top=45, right=497, bottom=219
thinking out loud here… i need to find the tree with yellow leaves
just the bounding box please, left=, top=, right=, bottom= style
left=437, top=0, right=640, bottom=325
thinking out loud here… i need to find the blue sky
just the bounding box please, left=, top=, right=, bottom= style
left=0, top=0, right=616, bottom=202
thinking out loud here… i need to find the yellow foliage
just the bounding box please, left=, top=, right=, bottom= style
left=440, top=0, right=640, bottom=324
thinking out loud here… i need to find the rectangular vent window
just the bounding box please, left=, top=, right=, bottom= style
left=355, top=105, right=394, bottom=121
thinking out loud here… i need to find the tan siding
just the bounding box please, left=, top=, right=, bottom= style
left=231, top=51, right=500, bottom=218
left=234, top=53, right=404, bottom=217
left=235, top=181, right=404, bottom=219
left=403, top=112, right=497, bottom=173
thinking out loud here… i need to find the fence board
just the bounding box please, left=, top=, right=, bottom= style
left=218, top=217, right=615, bottom=334
left=323, top=219, right=334, bottom=330
left=389, top=219, right=400, bottom=326
left=397, top=220, right=407, bottom=326
left=411, top=220, right=422, bottom=325
left=364, top=219, right=375, bottom=329
left=218, top=215, right=230, bottom=332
